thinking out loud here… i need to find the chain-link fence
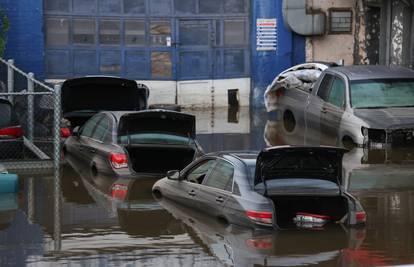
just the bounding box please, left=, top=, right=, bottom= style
left=0, top=58, right=61, bottom=173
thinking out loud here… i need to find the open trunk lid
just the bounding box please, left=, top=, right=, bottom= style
left=118, top=110, right=196, bottom=139
left=61, top=77, right=149, bottom=127
left=254, top=146, right=347, bottom=192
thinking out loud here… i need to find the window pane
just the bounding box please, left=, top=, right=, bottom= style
left=44, top=0, right=69, bottom=12
left=73, top=0, right=96, bottom=14
left=203, top=160, right=234, bottom=191
left=123, top=0, right=146, bottom=14
left=99, top=0, right=121, bottom=13
left=100, top=51, right=121, bottom=74
left=45, top=51, right=70, bottom=75
left=328, top=78, right=345, bottom=108
left=224, top=20, right=245, bottom=45
left=125, top=20, right=145, bottom=45
left=179, top=51, right=209, bottom=79
left=317, top=74, right=334, bottom=101
left=151, top=52, right=172, bottom=78
left=126, top=51, right=148, bottom=78
left=92, top=117, right=110, bottom=141
left=73, top=19, right=96, bottom=45
left=150, top=0, right=172, bottom=15
left=81, top=115, right=102, bottom=138
left=74, top=50, right=97, bottom=74
left=179, top=21, right=209, bottom=46
left=199, top=0, right=222, bottom=13
left=224, top=50, right=245, bottom=76
left=175, top=0, right=195, bottom=14
left=100, top=20, right=120, bottom=45
left=150, top=21, right=171, bottom=46
left=45, top=18, right=69, bottom=46
left=186, top=160, right=216, bottom=184
left=224, top=0, right=245, bottom=13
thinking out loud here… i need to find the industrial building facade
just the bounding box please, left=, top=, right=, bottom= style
left=1, top=0, right=413, bottom=107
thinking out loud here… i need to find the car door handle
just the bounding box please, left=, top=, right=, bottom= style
left=89, top=148, right=96, bottom=153
left=216, top=196, right=224, bottom=203
left=321, top=107, right=327, bottom=114
left=188, top=190, right=196, bottom=197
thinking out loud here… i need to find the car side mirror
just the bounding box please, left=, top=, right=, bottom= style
left=72, top=126, right=80, bottom=137
left=167, top=170, right=180, bottom=180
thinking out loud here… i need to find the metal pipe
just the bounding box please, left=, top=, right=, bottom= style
left=27, top=73, right=34, bottom=141
left=53, top=84, right=62, bottom=251
left=7, top=59, right=14, bottom=103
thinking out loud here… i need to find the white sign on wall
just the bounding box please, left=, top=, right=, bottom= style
left=256, top=19, right=277, bottom=52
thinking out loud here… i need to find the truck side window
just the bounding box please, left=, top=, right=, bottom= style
left=328, top=78, right=346, bottom=109
left=317, top=74, right=334, bottom=101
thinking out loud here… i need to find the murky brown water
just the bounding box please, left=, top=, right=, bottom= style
left=1, top=107, right=414, bottom=266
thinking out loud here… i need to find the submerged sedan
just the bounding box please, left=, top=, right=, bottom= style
left=63, top=109, right=203, bottom=178
left=152, top=146, right=366, bottom=229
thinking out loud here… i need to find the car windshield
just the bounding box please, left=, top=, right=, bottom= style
left=118, top=133, right=191, bottom=145
left=350, top=78, right=414, bottom=108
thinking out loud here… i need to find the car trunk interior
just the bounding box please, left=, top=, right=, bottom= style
left=268, top=195, right=348, bottom=228
left=125, top=145, right=195, bottom=175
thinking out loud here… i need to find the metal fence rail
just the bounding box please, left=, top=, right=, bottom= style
left=0, top=58, right=61, bottom=173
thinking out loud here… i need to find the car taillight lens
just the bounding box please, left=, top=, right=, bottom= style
left=0, top=126, right=23, bottom=138
left=60, top=127, right=71, bottom=138
left=111, top=183, right=128, bottom=200
left=246, top=210, right=273, bottom=226
left=356, top=211, right=366, bottom=223
left=110, top=153, right=128, bottom=169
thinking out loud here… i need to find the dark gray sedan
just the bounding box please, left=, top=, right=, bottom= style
left=152, top=146, right=366, bottom=229
left=63, top=109, right=204, bottom=178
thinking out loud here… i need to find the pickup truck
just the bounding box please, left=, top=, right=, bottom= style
left=264, top=63, right=414, bottom=148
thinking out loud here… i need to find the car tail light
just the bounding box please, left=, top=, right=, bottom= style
left=0, top=126, right=23, bottom=138
left=246, top=237, right=273, bottom=250
left=60, top=127, right=71, bottom=138
left=111, top=183, right=128, bottom=200
left=356, top=211, right=366, bottom=223
left=246, top=210, right=273, bottom=226
left=110, top=153, right=128, bottom=169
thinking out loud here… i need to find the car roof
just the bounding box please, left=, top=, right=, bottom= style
left=329, top=65, right=414, bottom=81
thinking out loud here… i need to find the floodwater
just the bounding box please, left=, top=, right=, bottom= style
left=2, top=107, right=414, bottom=266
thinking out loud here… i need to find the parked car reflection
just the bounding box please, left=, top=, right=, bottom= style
left=157, top=197, right=366, bottom=267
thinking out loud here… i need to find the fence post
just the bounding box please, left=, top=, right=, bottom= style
left=27, top=73, right=35, bottom=141
left=53, top=84, right=61, bottom=251
left=7, top=59, right=14, bottom=103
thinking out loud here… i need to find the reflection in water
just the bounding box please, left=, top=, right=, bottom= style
left=157, top=197, right=366, bottom=267
left=1, top=108, right=414, bottom=266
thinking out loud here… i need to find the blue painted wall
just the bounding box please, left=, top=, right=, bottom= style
left=251, top=0, right=305, bottom=107
left=0, top=0, right=44, bottom=79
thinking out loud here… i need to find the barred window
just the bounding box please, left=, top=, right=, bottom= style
left=329, top=9, right=353, bottom=34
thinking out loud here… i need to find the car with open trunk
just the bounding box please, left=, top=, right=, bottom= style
left=152, top=146, right=366, bottom=229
